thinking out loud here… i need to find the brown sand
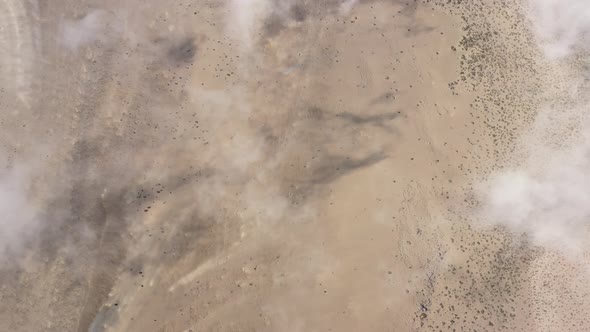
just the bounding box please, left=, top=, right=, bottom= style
left=1, top=0, right=589, bottom=331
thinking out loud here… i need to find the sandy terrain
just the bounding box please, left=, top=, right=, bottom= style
left=1, top=0, right=590, bottom=331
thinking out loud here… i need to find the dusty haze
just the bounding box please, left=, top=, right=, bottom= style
left=1, top=0, right=590, bottom=331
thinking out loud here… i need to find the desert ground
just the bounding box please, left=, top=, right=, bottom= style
left=1, top=0, right=590, bottom=331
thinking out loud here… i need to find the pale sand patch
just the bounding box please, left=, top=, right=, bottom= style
left=104, top=1, right=484, bottom=331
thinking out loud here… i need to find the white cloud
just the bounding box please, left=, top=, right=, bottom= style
left=59, top=9, right=110, bottom=51
left=480, top=0, right=590, bottom=254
